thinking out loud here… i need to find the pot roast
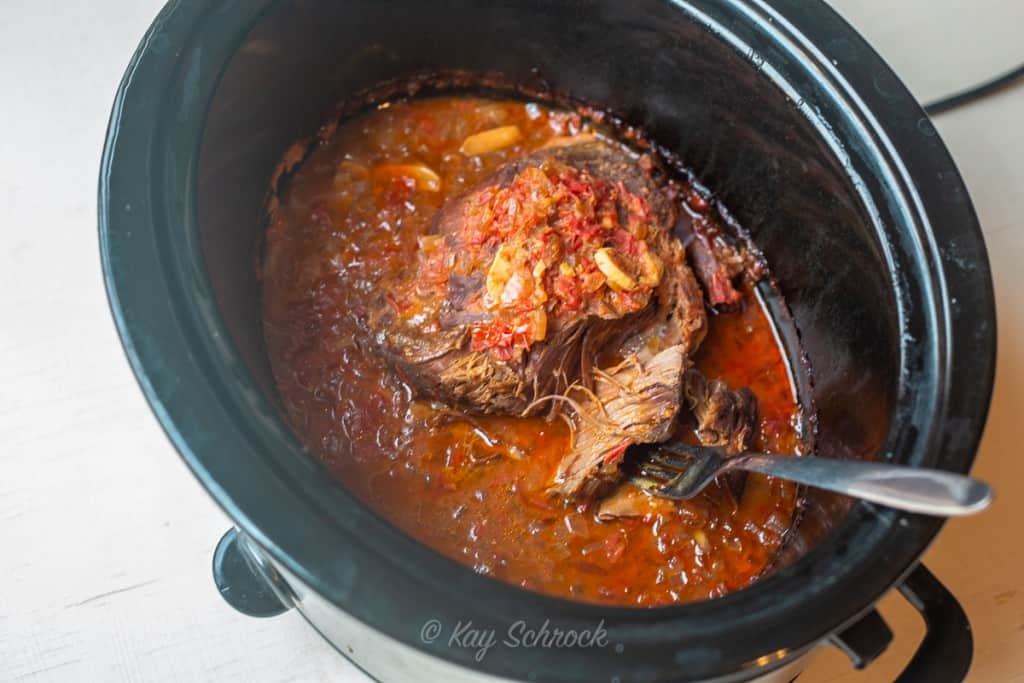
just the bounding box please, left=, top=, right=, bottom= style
left=362, top=138, right=755, bottom=498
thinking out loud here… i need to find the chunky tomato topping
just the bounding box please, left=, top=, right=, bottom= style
left=426, top=161, right=664, bottom=357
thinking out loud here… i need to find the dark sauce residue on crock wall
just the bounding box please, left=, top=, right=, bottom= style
left=261, top=97, right=805, bottom=606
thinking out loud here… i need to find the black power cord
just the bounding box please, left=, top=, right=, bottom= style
left=923, top=62, right=1024, bottom=115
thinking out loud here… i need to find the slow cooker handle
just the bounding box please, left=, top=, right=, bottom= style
left=212, top=527, right=294, bottom=618
left=893, top=563, right=973, bottom=682
left=831, top=563, right=972, bottom=680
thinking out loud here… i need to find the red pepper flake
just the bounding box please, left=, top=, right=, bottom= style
left=602, top=439, right=631, bottom=465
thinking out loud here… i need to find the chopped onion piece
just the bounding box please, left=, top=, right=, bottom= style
left=486, top=244, right=515, bottom=305
left=640, top=251, right=664, bottom=286
left=460, top=125, right=522, bottom=156
left=500, top=270, right=530, bottom=307
left=594, top=247, right=637, bottom=291
left=373, top=163, right=442, bottom=191
left=532, top=261, right=549, bottom=303
left=417, top=235, right=443, bottom=252
left=540, top=133, right=597, bottom=149
left=532, top=308, right=548, bottom=342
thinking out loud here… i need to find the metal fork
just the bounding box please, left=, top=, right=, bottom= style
left=631, top=442, right=993, bottom=516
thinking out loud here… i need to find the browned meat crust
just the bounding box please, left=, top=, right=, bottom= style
left=682, top=368, right=758, bottom=454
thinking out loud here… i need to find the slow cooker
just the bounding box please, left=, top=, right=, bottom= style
left=99, top=0, right=996, bottom=680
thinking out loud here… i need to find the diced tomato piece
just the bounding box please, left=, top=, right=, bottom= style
left=604, top=531, right=627, bottom=563
left=612, top=228, right=640, bottom=257
left=552, top=275, right=582, bottom=312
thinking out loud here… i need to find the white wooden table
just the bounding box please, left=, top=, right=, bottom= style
left=2, top=1, right=1021, bottom=680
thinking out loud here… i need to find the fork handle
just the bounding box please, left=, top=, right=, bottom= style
left=726, top=454, right=992, bottom=516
